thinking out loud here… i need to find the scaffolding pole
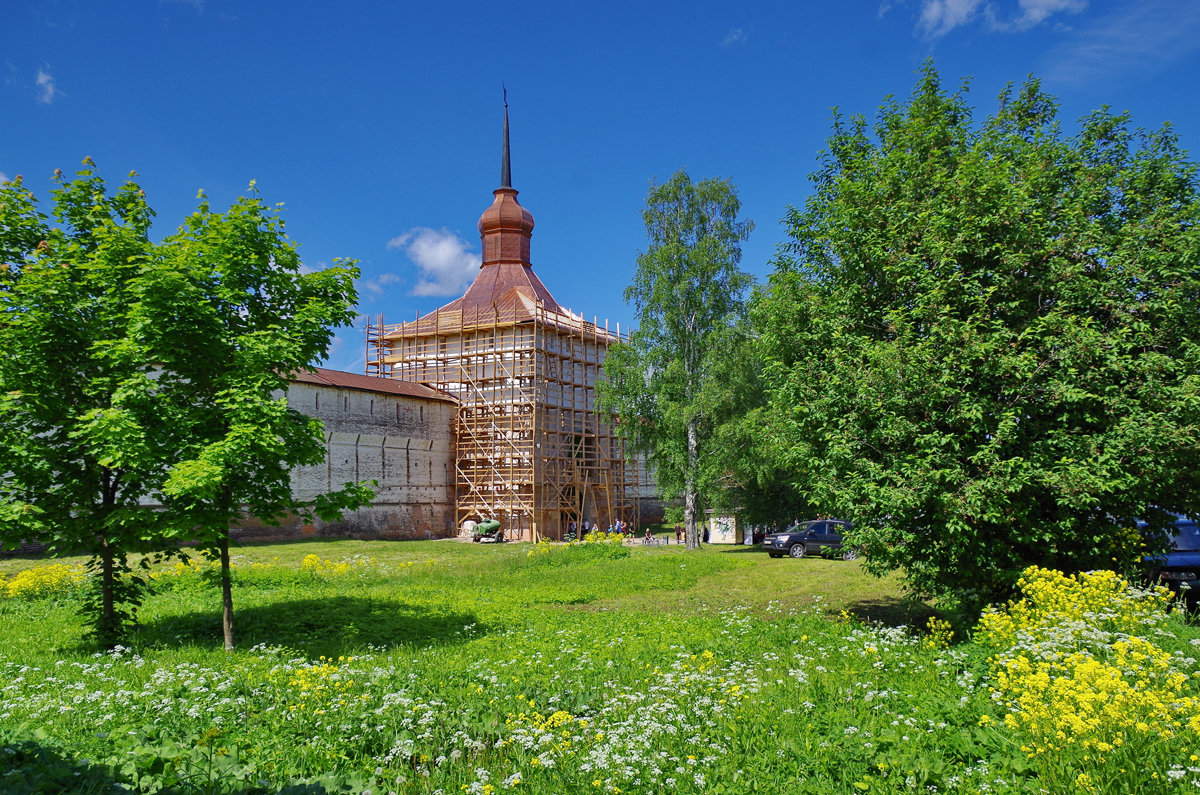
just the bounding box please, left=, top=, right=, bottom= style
left=364, top=297, right=637, bottom=542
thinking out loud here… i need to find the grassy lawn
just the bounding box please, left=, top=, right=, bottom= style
left=1, top=540, right=925, bottom=658
left=1, top=538, right=1197, bottom=794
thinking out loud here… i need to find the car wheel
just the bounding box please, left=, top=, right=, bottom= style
left=472, top=537, right=480, bottom=543
left=841, top=548, right=859, bottom=561
left=789, top=544, right=806, bottom=559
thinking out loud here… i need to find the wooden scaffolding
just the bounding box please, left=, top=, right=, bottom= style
left=365, top=298, right=639, bottom=542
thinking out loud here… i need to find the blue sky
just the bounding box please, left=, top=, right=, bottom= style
left=5, top=0, right=1199, bottom=372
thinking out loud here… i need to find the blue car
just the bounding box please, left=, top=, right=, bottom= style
left=1143, top=515, right=1200, bottom=601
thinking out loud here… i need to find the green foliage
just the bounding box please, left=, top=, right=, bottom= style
left=525, top=534, right=632, bottom=567
left=756, top=63, right=1200, bottom=608
left=705, top=331, right=817, bottom=529
left=142, top=184, right=370, bottom=647
left=972, top=567, right=1195, bottom=792
left=0, top=728, right=120, bottom=794
left=598, top=169, right=754, bottom=548
left=145, top=186, right=364, bottom=523
left=0, top=563, right=88, bottom=601
left=0, top=164, right=369, bottom=647
left=2, top=541, right=1198, bottom=794
left=0, top=163, right=178, bottom=644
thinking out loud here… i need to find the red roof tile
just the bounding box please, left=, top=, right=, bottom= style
left=290, top=367, right=457, bottom=403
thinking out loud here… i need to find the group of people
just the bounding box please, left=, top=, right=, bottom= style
left=580, top=518, right=631, bottom=536
left=561, top=518, right=690, bottom=545
left=566, top=518, right=656, bottom=540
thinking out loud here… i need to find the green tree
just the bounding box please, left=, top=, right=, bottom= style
left=757, top=64, right=1200, bottom=609
left=0, top=164, right=370, bottom=647
left=0, top=163, right=177, bottom=644
left=145, top=187, right=371, bottom=650
left=684, top=321, right=813, bottom=531
left=598, top=170, right=754, bottom=549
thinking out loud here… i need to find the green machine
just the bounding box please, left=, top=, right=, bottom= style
left=471, top=519, right=504, bottom=542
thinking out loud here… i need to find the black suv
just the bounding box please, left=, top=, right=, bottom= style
left=763, top=520, right=857, bottom=560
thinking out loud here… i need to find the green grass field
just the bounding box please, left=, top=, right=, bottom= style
left=2, top=538, right=1198, bottom=794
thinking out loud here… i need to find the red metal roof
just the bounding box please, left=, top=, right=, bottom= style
left=290, top=367, right=457, bottom=403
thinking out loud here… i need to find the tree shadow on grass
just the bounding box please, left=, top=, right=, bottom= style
left=709, top=545, right=764, bottom=554
left=0, top=732, right=122, bottom=795
left=1, top=729, right=394, bottom=794
left=137, top=597, right=486, bottom=657
left=844, top=596, right=939, bottom=628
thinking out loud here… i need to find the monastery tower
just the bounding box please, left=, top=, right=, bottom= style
left=366, top=103, right=638, bottom=541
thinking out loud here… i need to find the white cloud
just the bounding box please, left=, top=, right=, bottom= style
left=919, top=0, right=985, bottom=37
left=35, top=67, right=58, bottom=104
left=721, top=27, right=748, bottom=47
left=387, top=227, right=481, bottom=297
left=0, top=172, right=9, bottom=184
left=916, top=0, right=1086, bottom=37
left=1013, top=0, right=1086, bottom=29
left=361, top=272, right=404, bottom=297
left=1042, top=1, right=1200, bottom=84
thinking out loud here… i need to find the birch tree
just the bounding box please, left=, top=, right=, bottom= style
left=598, top=170, right=753, bottom=549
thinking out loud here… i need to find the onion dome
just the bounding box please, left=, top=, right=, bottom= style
left=478, top=100, right=535, bottom=266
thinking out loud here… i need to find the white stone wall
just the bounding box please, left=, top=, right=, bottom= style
left=230, top=382, right=458, bottom=541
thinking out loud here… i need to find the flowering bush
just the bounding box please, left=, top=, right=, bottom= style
left=975, top=566, right=1199, bottom=792
left=149, top=558, right=222, bottom=581
left=525, top=533, right=630, bottom=568
left=2, top=564, right=87, bottom=600
left=5, top=547, right=1200, bottom=793
left=923, top=616, right=954, bottom=650
left=976, top=566, right=1172, bottom=656
left=575, top=531, right=627, bottom=545
left=300, top=554, right=374, bottom=575
left=146, top=555, right=284, bottom=594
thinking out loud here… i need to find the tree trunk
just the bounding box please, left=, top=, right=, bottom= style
left=99, top=534, right=117, bottom=646
left=684, top=416, right=701, bottom=550
left=218, top=533, right=235, bottom=651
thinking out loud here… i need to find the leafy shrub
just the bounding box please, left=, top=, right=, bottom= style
left=526, top=532, right=630, bottom=567
left=299, top=553, right=374, bottom=575
left=974, top=566, right=1198, bottom=792
left=148, top=555, right=291, bottom=594
left=0, top=728, right=118, bottom=794
left=2, top=564, right=87, bottom=601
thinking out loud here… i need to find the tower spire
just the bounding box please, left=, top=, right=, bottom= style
left=478, top=85, right=534, bottom=267
left=500, top=85, right=511, bottom=188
